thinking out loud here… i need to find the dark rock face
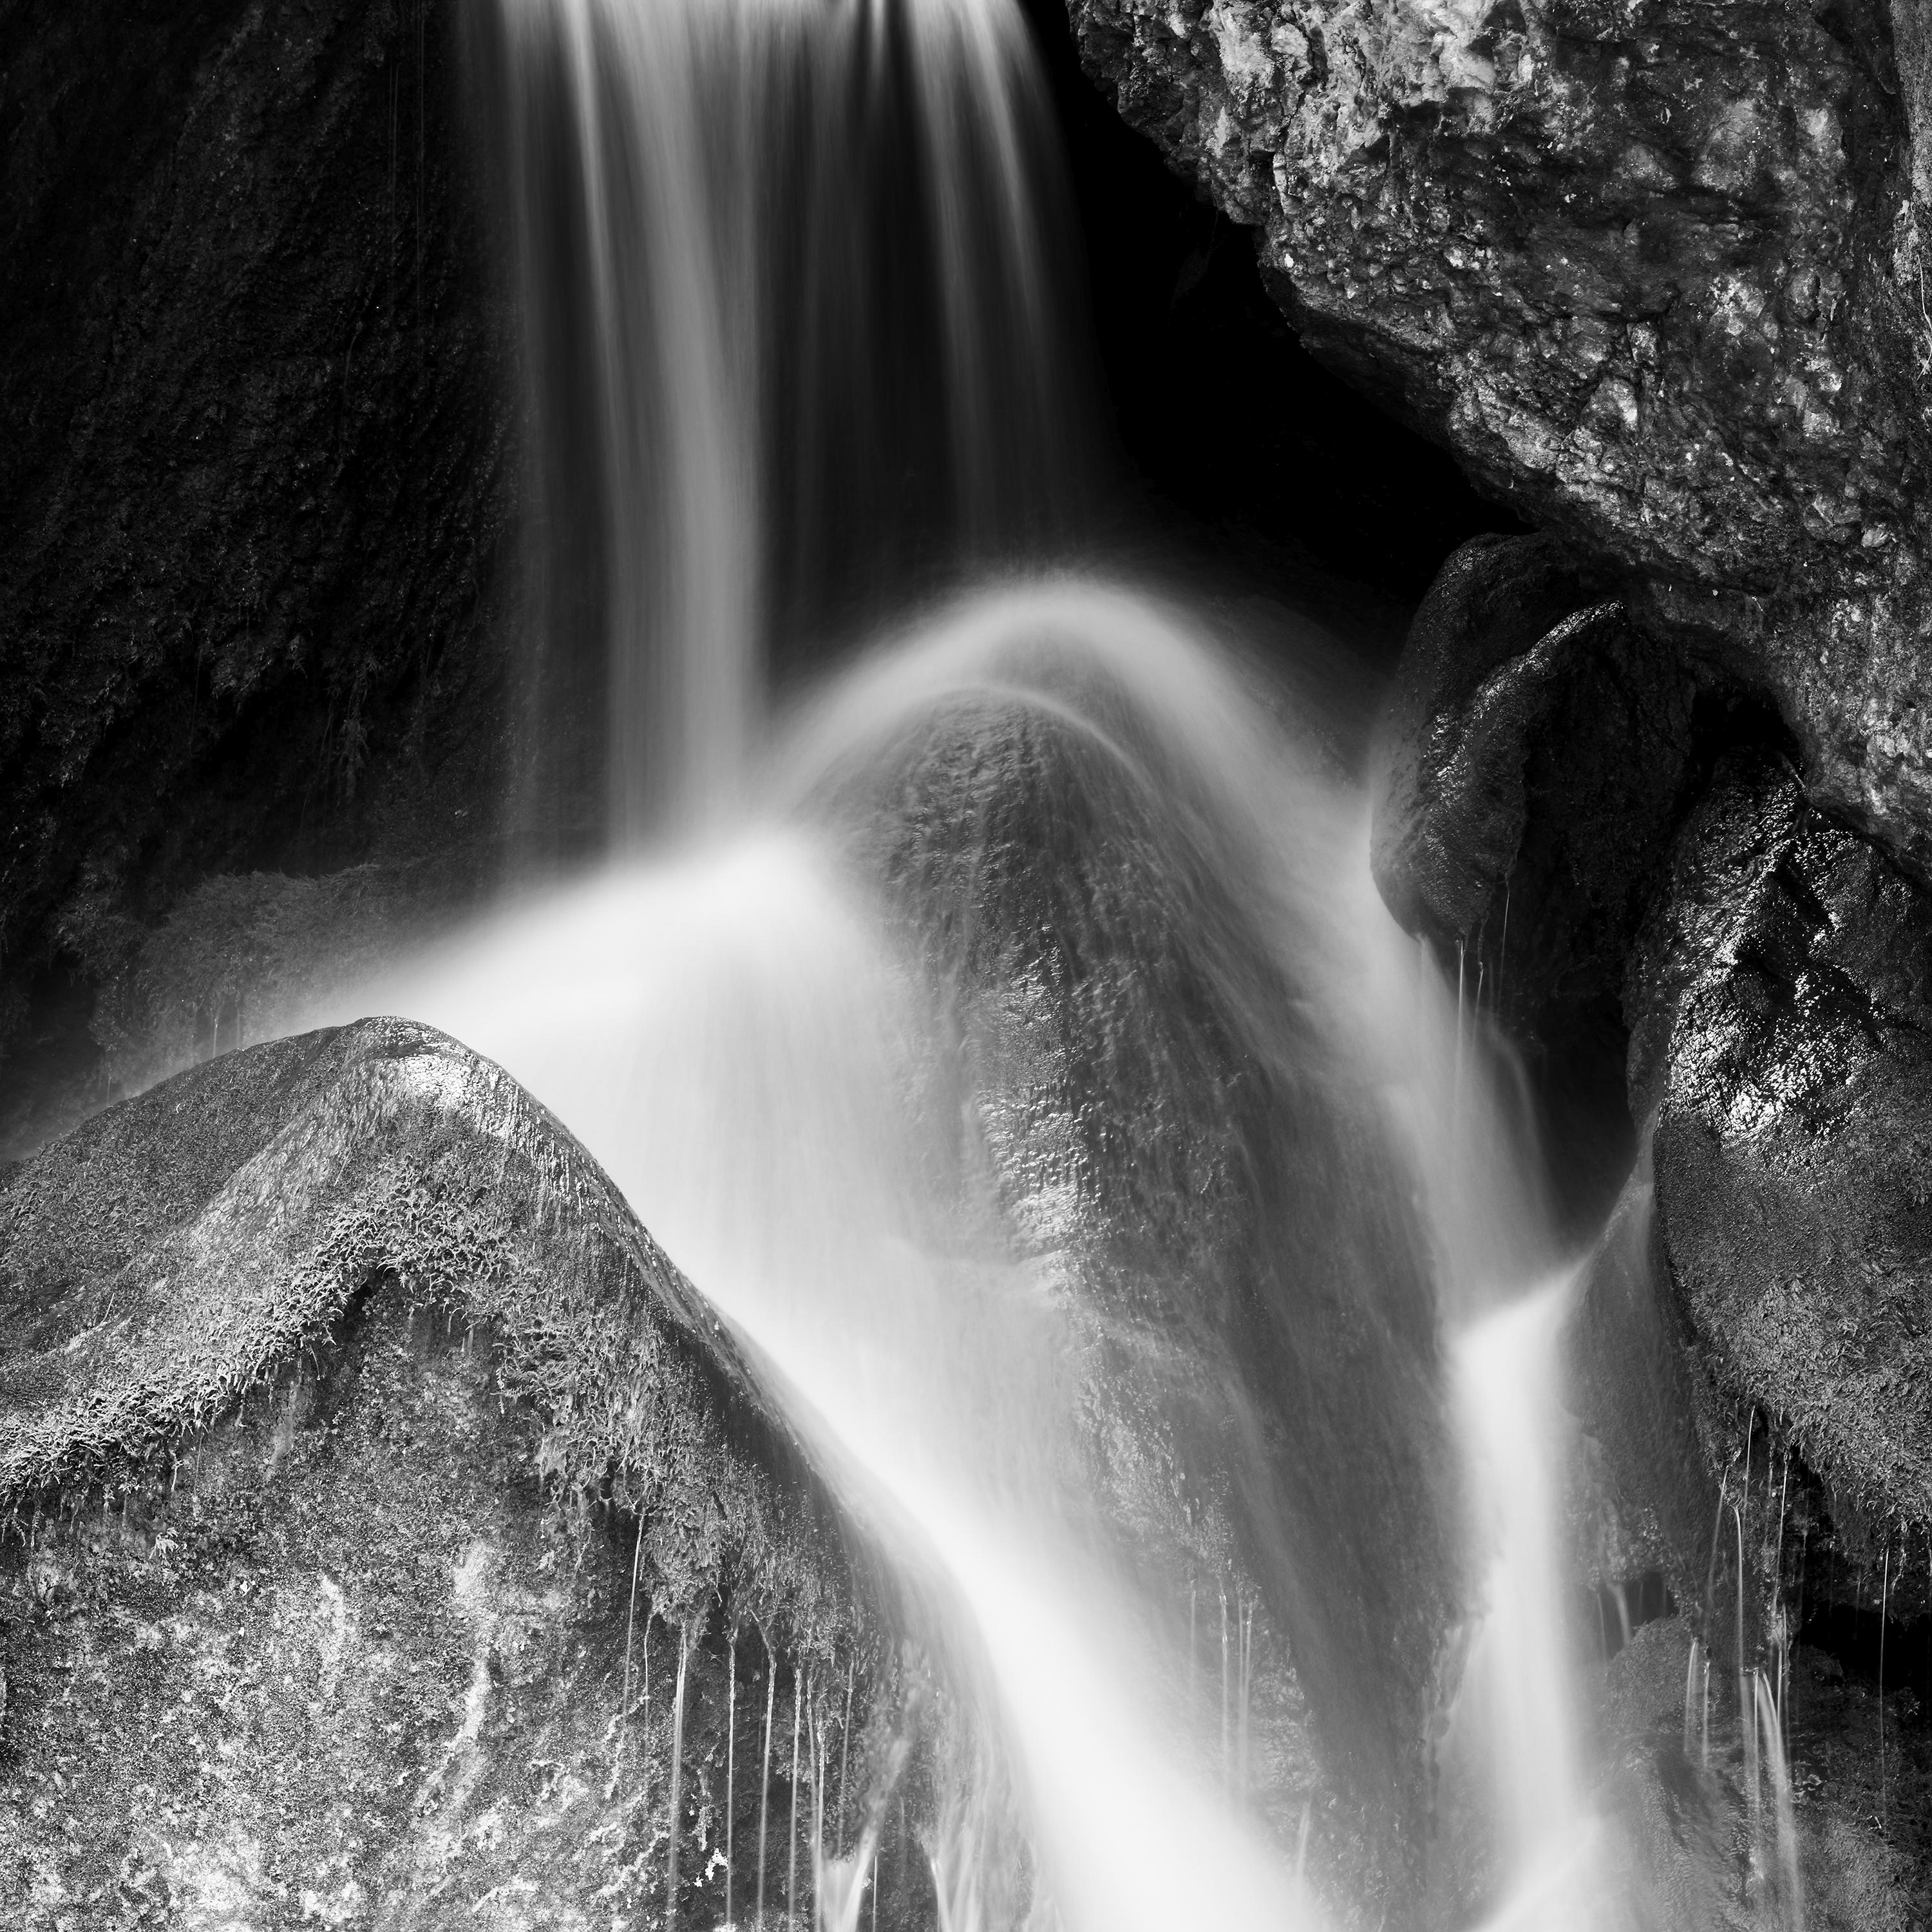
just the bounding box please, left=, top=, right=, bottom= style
left=0, top=0, right=512, bottom=1097
left=0, top=1019, right=928, bottom=1929
left=1633, top=750, right=1932, bottom=1604
left=1369, top=532, right=1712, bottom=1223
left=1370, top=534, right=1697, bottom=1030
left=1067, top=0, right=1932, bottom=875
left=1371, top=535, right=1604, bottom=947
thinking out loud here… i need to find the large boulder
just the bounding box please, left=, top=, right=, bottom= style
left=1629, top=748, right=1932, bottom=1613
left=808, top=607, right=1457, bottom=1915
left=1368, top=533, right=1714, bottom=1226
left=0, top=1019, right=923, bottom=1930
left=1370, top=534, right=1698, bottom=1036
left=1068, top=0, right=1932, bottom=876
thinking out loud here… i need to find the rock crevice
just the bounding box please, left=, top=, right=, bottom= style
left=1069, top=0, right=1932, bottom=873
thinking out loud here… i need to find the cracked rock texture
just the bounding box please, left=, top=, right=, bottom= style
left=1068, top=0, right=1932, bottom=875
left=0, top=1019, right=934, bottom=1931
left=1632, top=748, right=1932, bottom=1608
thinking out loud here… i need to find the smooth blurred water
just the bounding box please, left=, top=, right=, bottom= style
left=1447, top=1276, right=1618, bottom=1931
left=490, top=0, right=1092, bottom=849
left=327, top=0, right=1639, bottom=1921
left=301, top=574, right=1631, bottom=1929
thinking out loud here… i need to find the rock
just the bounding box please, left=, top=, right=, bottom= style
left=1562, top=1168, right=1715, bottom=1619
left=85, top=861, right=482, bottom=1117
left=1068, top=0, right=1932, bottom=875
left=1592, top=1615, right=1932, bottom=1932
left=1371, top=534, right=1697, bottom=1029
left=1591, top=1617, right=1741, bottom=1932
left=0, top=1019, right=929, bottom=1929
left=0, top=0, right=511, bottom=1095
left=1371, top=535, right=1602, bottom=945
left=819, top=643, right=1455, bottom=1911
left=1633, top=748, right=1932, bottom=1610
left=1370, top=533, right=1709, bottom=1225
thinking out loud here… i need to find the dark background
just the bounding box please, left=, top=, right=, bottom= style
left=1014, top=0, right=1522, bottom=601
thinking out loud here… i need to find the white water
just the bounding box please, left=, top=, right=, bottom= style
left=305, top=574, right=1625, bottom=1931
left=1446, top=1278, right=1616, bottom=1931
left=330, top=591, right=1332, bottom=1930
left=494, top=0, right=1088, bottom=845
left=333, top=0, right=1634, bottom=1922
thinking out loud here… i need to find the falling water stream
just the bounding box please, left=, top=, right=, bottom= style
left=319, top=0, right=1651, bottom=1924
left=493, top=0, right=1090, bottom=846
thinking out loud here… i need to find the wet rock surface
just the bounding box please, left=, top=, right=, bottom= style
left=0, top=0, right=511, bottom=1112
left=822, top=652, right=1455, bottom=1913
left=1370, top=533, right=1698, bottom=1039
left=1593, top=1615, right=1932, bottom=1932
left=1368, top=533, right=1721, bottom=1226
left=1633, top=750, right=1932, bottom=1575
left=1560, top=1173, right=1715, bottom=1616
left=0, top=1019, right=927, bottom=1930
left=1068, top=0, right=1932, bottom=874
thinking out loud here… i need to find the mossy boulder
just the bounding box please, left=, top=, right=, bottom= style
left=0, top=1019, right=931, bottom=1930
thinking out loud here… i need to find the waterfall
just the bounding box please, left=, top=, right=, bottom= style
left=319, top=578, right=1634, bottom=1929
left=356, top=592, right=1348, bottom=1929
left=488, top=0, right=1094, bottom=849
left=1446, top=1278, right=1611, bottom=1929
left=299, top=1, right=1665, bottom=1924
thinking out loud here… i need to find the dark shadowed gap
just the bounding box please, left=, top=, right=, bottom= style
left=1014, top=0, right=1528, bottom=627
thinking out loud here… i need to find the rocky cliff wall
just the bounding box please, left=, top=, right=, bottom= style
left=1066, top=0, right=1932, bottom=875
left=0, top=0, right=513, bottom=1122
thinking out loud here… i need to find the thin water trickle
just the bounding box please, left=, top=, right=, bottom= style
left=1756, top=1669, right=1806, bottom=1929
left=760, top=1633, right=776, bottom=1926
left=790, top=1667, right=804, bottom=1927
left=668, top=1624, right=690, bottom=1932
left=1443, top=1276, right=1615, bottom=1931
left=726, top=1634, right=739, bottom=1927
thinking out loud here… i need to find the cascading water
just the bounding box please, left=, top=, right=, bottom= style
left=336, top=591, right=1363, bottom=1931
left=305, top=0, right=1669, bottom=1925
left=489, top=0, right=1094, bottom=848
left=317, top=578, right=1631, bottom=1931
left=1443, top=1276, right=1613, bottom=1929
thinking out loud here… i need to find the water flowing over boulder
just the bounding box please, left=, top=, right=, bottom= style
left=1067, top=0, right=1932, bottom=875
left=0, top=1019, right=922, bottom=1929
left=806, top=609, right=1458, bottom=1911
